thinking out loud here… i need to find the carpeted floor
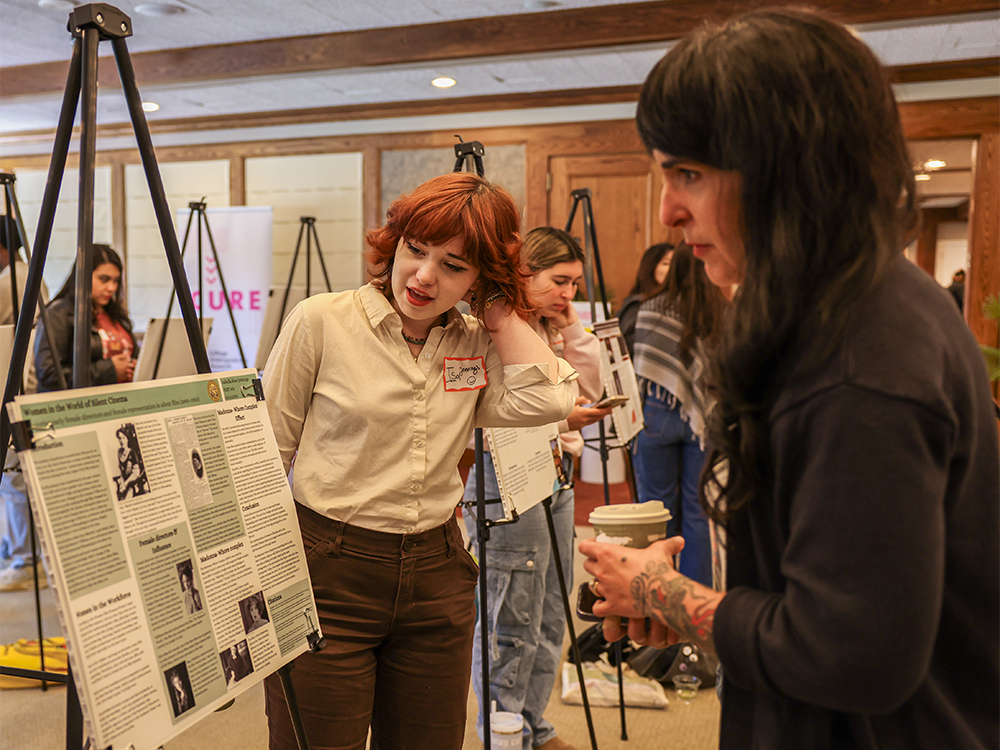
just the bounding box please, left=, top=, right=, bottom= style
left=0, top=468, right=720, bottom=750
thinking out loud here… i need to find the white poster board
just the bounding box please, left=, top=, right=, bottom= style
left=134, top=318, right=214, bottom=382
left=592, top=317, right=644, bottom=444
left=486, top=423, right=562, bottom=520
left=254, top=286, right=309, bottom=372
left=178, top=206, right=273, bottom=373
left=8, top=369, right=318, bottom=750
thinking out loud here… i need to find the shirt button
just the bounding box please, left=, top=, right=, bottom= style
left=415, top=392, right=424, bottom=401
left=411, top=484, right=419, bottom=492
left=415, top=440, right=424, bottom=448
left=424, top=353, right=431, bottom=359
left=526, top=560, right=534, bottom=568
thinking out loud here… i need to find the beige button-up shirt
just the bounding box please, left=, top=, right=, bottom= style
left=263, top=284, right=576, bottom=533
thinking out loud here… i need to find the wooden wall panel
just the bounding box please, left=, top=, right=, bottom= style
left=967, top=131, right=999, bottom=360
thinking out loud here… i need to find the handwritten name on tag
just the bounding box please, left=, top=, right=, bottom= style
left=443, top=357, right=487, bottom=391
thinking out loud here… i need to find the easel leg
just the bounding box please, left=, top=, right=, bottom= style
left=278, top=662, right=312, bottom=750
left=66, top=668, right=85, bottom=749
left=542, top=496, right=599, bottom=750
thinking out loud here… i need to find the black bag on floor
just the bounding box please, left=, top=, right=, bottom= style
left=567, top=623, right=637, bottom=666
left=626, top=642, right=718, bottom=689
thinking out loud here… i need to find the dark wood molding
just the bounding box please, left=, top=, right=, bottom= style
left=899, top=97, right=1000, bottom=139
left=889, top=57, right=1000, bottom=84
left=1, top=0, right=996, bottom=98
left=4, top=81, right=997, bottom=147
left=0, top=86, right=642, bottom=144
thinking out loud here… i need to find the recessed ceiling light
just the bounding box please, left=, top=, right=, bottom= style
left=37, top=0, right=78, bottom=11
left=924, top=159, right=946, bottom=170
left=142, top=101, right=160, bottom=112
left=915, top=173, right=931, bottom=181
left=432, top=77, right=456, bottom=89
left=135, top=3, right=186, bottom=17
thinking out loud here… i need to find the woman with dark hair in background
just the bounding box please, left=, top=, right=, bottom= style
left=580, top=9, right=998, bottom=748
left=617, top=242, right=673, bottom=358
left=262, top=172, right=575, bottom=750
left=34, top=243, right=137, bottom=392
left=462, top=226, right=610, bottom=750
left=630, top=243, right=725, bottom=586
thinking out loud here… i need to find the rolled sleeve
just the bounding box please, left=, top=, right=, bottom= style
left=475, top=358, right=576, bottom=428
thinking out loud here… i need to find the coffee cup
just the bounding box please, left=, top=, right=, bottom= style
left=489, top=711, right=523, bottom=749
left=588, top=501, right=672, bottom=549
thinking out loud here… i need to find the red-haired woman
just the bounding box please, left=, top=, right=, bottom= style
left=262, top=172, right=575, bottom=750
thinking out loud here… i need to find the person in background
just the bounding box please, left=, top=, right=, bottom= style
left=630, top=243, right=726, bottom=586
left=462, top=226, right=611, bottom=750
left=34, top=243, right=137, bottom=393
left=0, top=220, right=49, bottom=591
left=617, top=242, right=673, bottom=358
left=261, top=172, right=575, bottom=750
left=946, top=267, right=965, bottom=311
left=580, top=9, right=998, bottom=749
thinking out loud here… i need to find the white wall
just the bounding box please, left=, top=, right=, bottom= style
left=12, top=167, right=113, bottom=296
left=934, top=221, right=968, bottom=288
left=124, top=160, right=230, bottom=331
left=244, top=152, right=365, bottom=293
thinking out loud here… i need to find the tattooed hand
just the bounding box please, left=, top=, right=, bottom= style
left=578, top=536, right=723, bottom=655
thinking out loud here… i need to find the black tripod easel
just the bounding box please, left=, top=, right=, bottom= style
left=256, top=216, right=333, bottom=371
left=457, top=139, right=598, bottom=750
left=565, top=187, right=642, bottom=741
left=150, top=199, right=248, bottom=378
left=1, top=172, right=64, bottom=690
left=0, top=5, right=315, bottom=749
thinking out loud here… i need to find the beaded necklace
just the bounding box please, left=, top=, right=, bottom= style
left=401, top=313, right=448, bottom=346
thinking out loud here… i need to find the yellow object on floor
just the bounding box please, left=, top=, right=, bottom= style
left=0, top=637, right=68, bottom=689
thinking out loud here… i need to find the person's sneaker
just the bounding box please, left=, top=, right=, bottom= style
left=0, top=562, right=47, bottom=592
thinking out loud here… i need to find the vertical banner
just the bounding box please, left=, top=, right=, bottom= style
left=178, top=207, right=273, bottom=372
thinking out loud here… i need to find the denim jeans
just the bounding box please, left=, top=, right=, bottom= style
left=463, top=452, right=575, bottom=750
left=1, top=451, right=34, bottom=568
left=631, top=389, right=712, bottom=586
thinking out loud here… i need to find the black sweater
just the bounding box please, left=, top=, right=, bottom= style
left=715, top=257, right=999, bottom=749
left=34, top=297, right=137, bottom=392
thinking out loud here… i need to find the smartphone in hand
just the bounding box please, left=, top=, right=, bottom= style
left=585, top=394, right=630, bottom=409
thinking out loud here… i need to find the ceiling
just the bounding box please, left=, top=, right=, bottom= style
left=0, top=0, right=997, bottom=141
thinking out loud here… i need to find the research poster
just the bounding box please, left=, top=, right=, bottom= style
left=593, top=318, right=644, bottom=444
left=8, top=369, right=317, bottom=750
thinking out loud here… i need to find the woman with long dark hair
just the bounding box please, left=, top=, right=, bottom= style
left=617, top=242, right=673, bottom=357
left=34, top=243, right=137, bottom=392
left=631, top=243, right=725, bottom=586
left=261, top=173, right=575, bottom=750
left=580, top=9, right=998, bottom=748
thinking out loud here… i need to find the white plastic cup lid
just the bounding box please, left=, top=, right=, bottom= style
left=490, top=711, right=524, bottom=733
left=589, top=500, right=672, bottom=526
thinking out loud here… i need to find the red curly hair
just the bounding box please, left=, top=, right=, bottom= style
left=365, top=172, right=533, bottom=324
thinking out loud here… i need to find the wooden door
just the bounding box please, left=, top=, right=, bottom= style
left=547, top=153, right=679, bottom=314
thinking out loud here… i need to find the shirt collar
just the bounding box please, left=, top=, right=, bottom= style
left=358, top=282, right=473, bottom=339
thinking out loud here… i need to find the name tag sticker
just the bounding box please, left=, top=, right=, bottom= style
left=444, top=357, right=487, bottom=392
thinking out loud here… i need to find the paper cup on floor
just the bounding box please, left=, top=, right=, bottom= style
left=589, top=501, right=671, bottom=548
left=489, top=711, right=523, bottom=749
